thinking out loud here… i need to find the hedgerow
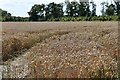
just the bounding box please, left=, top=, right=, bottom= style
left=0, top=16, right=119, bottom=22
left=47, top=16, right=119, bottom=21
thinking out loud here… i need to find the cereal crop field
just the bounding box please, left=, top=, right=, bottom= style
left=1, top=22, right=119, bottom=78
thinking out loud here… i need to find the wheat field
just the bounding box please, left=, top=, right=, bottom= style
left=1, top=22, right=119, bottom=78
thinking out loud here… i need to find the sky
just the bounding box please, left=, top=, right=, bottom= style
left=0, top=0, right=114, bottom=17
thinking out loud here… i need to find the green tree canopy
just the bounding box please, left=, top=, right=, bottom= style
left=45, top=2, right=63, bottom=20
left=28, top=4, right=45, bottom=21
left=106, top=4, right=115, bottom=16
left=0, top=8, right=11, bottom=17
left=114, top=0, right=120, bottom=15
left=90, top=1, right=96, bottom=16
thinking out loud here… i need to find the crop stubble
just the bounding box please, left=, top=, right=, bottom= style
left=1, top=22, right=119, bottom=78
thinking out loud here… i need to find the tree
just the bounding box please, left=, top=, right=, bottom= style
left=0, top=8, right=12, bottom=21
left=55, top=3, right=64, bottom=18
left=78, top=2, right=91, bottom=17
left=105, top=4, right=115, bottom=16
left=113, top=0, right=120, bottom=15
left=65, top=0, right=91, bottom=17
left=0, top=8, right=11, bottom=17
left=28, top=4, right=45, bottom=21
left=65, top=0, right=72, bottom=17
left=70, top=1, right=79, bottom=17
left=78, top=2, right=86, bottom=16
left=45, top=2, right=63, bottom=20
left=101, top=2, right=108, bottom=16
left=85, top=2, right=91, bottom=16
left=90, top=1, right=96, bottom=16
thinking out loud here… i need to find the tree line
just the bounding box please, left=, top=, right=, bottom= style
left=28, top=1, right=96, bottom=21
left=0, top=0, right=120, bottom=21
left=0, top=8, right=28, bottom=21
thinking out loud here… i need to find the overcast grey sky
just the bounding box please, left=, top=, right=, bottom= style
left=0, top=0, right=114, bottom=17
